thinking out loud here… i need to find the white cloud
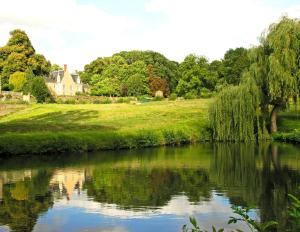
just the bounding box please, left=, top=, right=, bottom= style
left=47, top=191, right=252, bottom=231
left=0, top=0, right=138, bottom=71
left=144, top=0, right=300, bottom=62
left=0, top=0, right=299, bottom=71
left=54, top=192, right=233, bottom=218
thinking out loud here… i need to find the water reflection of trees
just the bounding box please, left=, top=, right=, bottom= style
left=83, top=168, right=212, bottom=209
left=0, top=143, right=299, bottom=232
left=0, top=170, right=53, bottom=232
left=211, top=143, right=300, bottom=231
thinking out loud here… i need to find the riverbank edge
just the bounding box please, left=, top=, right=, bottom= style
left=273, top=131, right=300, bottom=144
left=0, top=128, right=211, bottom=156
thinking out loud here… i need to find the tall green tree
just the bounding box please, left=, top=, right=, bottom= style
left=223, top=47, right=250, bottom=85
left=0, top=29, right=51, bottom=89
left=176, top=55, right=218, bottom=98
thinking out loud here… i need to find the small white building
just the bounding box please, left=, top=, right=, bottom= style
left=45, top=64, right=84, bottom=96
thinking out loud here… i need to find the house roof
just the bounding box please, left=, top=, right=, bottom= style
left=71, top=74, right=80, bottom=83
left=45, top=70, right=80, bottom=83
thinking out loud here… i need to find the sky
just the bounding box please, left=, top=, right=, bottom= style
left=0, top=0, right=299, bottom=71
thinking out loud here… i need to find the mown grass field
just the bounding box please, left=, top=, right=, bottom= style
left=0, top=99, right=212, bottom=155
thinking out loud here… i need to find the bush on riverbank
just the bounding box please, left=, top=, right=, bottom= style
left=0, top=128, right=209, bottom=156
left=274, top=103, right=300, bottom=144
left=55, top=96, right=136, bottom=104
left=273, top=131, right=300, bottom=144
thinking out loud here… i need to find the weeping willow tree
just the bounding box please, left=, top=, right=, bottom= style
left=210, top=17, right=300, bottom=141
left=250, top=17, right=300, bottom=133
left=210, top=74, right=268, bottom=141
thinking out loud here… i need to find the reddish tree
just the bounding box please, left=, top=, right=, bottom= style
left=149, top=76, right=170, bottom=97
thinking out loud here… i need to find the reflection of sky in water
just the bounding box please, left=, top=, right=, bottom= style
left=30, top=190, right=253, bottom=232
left=0, top=225, right=9, bottom=232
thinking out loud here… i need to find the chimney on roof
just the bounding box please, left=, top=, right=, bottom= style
left=64, top=64, right=67, bottom=72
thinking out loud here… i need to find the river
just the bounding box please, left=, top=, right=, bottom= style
left=0, top=143, right=299, bottom=232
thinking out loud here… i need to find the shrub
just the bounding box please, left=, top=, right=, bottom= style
left=153, top=96, right=164, bottom=101
left=101, top=98, right=112, bottom=104
left=45, top=97, right=55, bottom=103
left=273, top=131, right=300, bottom=143
left=92, top=99, right=101, bottom=104
left=135, top=130, right=162, bottom=147
left=2, top=83, right=11, bottom=91
left=64, top=99, right=76, bottom=104
left=163, top=130, right=177, bottom=145
left=137, top=95, right=152, bottom=103
left=200, top=88, right=214, bottom=98
left=78, top=99, right=88, bottom=104
left=169, top=93, right=177, bottom=101
left=175, top=130, right=190, bottom=144
left=184, top=92, right=197, bottom=99
left=116, top=97, right=131, bottom=104
left=24, top=76, right=51, bottom=103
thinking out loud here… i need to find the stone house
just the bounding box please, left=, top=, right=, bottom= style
left=45, top=64, right=85, bottom=96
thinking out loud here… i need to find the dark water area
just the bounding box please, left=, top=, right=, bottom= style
left=0, top=143, right=299, bottom=232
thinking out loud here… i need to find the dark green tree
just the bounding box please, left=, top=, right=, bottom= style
left=222, top=47, right=250, bottom=85
left=176, top=55, right=218, bottom=98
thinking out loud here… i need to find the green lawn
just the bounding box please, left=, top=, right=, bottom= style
left=275, top=104, right=300, bottom=143
left=0, top=99, right=211, bottom=155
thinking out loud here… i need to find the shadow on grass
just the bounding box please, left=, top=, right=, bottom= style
left=0, top=110, right=117, bottom=132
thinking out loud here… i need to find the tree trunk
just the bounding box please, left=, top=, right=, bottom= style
left=271, top=144, right=280, bottom=171
left=270, top=105, right=280, bottom=133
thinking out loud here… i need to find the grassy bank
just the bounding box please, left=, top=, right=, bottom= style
left=274, top=104, right=300, bottom=143
left=0, top=99, right=211, bottom=155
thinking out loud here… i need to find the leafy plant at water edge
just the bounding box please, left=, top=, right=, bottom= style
left=182, top=217, right=224, bottom=232
left=228, top=206, right=277, bottom=232
left=182, top=206, right=277, bottom=232
left=288, top=192, right=300, bottom=231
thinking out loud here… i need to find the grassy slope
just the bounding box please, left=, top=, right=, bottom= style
left=0, top=99, right=211, bottom=155
left=274, top=104, right=300, bottom=143
left=0, top=104, right=27, bottom=117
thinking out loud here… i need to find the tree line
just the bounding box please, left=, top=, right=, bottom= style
left=80, top=48, right=250, bottom=98
left=0, top=29, right=251, bottom=100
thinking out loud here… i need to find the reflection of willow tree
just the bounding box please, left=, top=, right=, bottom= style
left=0, top=170, right=54, bottom=232
left=83, top=167, right=212, bottom=209
left=211, top=143, right=300, bottom=231
left=210, top=144, right=261, bottom=206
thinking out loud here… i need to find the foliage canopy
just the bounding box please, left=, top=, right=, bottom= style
left=210, top=17, right=300, bottom=140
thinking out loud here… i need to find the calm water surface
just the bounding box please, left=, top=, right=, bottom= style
left=0, top=143, right=299, bottom=232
